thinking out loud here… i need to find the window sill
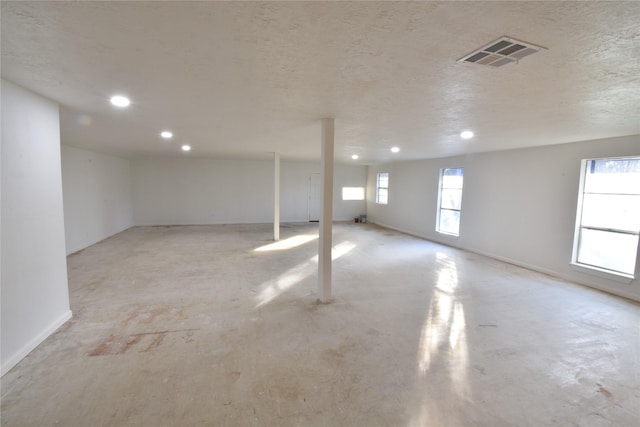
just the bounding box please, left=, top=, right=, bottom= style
left=570, top=263, right=635, bottom=284
left=436, top=231, right=460, bottom=239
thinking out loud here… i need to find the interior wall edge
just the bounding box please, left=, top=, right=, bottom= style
left=0, top=310, right=72, bottom=378
left=1, top=78, right=72, bottom=379
left=65, top=226, right=133, bottom=256
left=61, top=144, right=134, bottom=254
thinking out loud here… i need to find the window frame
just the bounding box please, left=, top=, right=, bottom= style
left=342, top=187, right=365, bottom=201
left=571, top=156, right=640, bottom=280
left=436, top=167, right=464, bottom=237
left=376, top=172, right=389, bottom=205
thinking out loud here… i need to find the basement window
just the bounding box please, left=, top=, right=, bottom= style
left=437, top=167, right=464, bottom=236
left=376, top=173, right=389, bottom=205
left=572, top=157, right=640, bottom=279
left=342, top=187, right=365, bottom=201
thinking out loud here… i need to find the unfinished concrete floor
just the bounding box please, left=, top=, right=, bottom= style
left=1, top=222, right=639, bottom=426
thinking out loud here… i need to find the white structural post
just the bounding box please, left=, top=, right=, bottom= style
left=318, top=118, right=334, bottom=303
left=274, top=152, right=280, bottom=241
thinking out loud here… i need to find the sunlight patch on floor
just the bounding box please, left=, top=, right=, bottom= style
left=418, top=251, right=469, bottom=398
left=254, top=234, right=318, bottom=252
left=254, top=240, right=356, bottom=307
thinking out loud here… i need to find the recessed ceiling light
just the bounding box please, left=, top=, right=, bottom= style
left=391, top=147, right=400, bottom=153
left=181, top=145, right=191, bottom=152
left=160, top=131, right=173, bottom=139
left=460, top=131, right=474, bottom=139
left=110, top=95, right=130, bottom=108
left=352, top=154, right=359, bottom=160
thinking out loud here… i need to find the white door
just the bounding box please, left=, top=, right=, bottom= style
left=309, top=173, right=321, bottom=222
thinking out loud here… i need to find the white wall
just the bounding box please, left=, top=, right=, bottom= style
left=280, top=162, right=367, bottom=222
left=367, top=135, right=640, bottom=302
left=132, top=157, right=274, bottom=225
left=133, top=158, right=367, bottom=225
left=61, top=145, right=133, bottom=254
left=280, top=162, right=312, bottom=222
left=1, top=80, right=72, bottom=376
left=334, top=163, right=368, bottom=221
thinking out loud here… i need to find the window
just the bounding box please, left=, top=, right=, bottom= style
left=437, top=167, right=464, bottom=236
left=376, top=172, right=389, bottom=204
left=342, top=187, right=365, bottom=201
left=573, top=157, right=640, bottom=277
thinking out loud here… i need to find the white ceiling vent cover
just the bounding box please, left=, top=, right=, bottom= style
left=458, top=36, right=546, bottom=67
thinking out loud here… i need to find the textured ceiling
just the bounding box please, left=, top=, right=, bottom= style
left=2, top=1, right=639, bottom=163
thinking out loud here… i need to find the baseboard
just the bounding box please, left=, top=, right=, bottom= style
left=1, top=309, right=73, bottom=377
left=462, top=248, right=640, bottom=303
left=368, top=220, right=453, bottom=247
left=368, top=220, right=640, bottom=303
left=66, top=224, right=133, bottom=255
left=133, top=219, right=357, bottom=227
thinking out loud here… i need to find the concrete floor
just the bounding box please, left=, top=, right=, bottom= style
left=1, top=222, right=639, bottom=426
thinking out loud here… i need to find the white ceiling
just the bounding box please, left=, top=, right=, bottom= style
left=2, top=1, right=639, bottom=164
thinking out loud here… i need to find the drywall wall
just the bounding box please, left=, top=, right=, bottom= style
left=334, top=163, right=368, bottom=221
left=132, top=158, right=367, bottom=225
left=280, top=162, right=367, bottom=222
left=61, top=145, right=133, bottom=254
left=132, top=157, right=274, bottom=225
left=367, top=135, right=640, bottom=302
left=1, top=80, right=72, bottom=376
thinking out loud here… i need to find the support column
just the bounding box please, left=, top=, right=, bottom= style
left=273, top=152, right=280, bottom=241
left=318, top=118, right=334, bottom=303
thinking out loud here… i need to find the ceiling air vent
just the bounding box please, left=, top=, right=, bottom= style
left=458, top=36, right=546, bottom=67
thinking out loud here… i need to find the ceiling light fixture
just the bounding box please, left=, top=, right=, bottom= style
left=391, top=147, right=400, bottom=153
left=160, top=131, right=173, bottom=139
left=181, top=145, right=191, bottom=152
left=460, top=131, right=474, bottom=139
left=110, top=95, right=130, bottom=108
left=352, top=154, right=359, bottom=160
